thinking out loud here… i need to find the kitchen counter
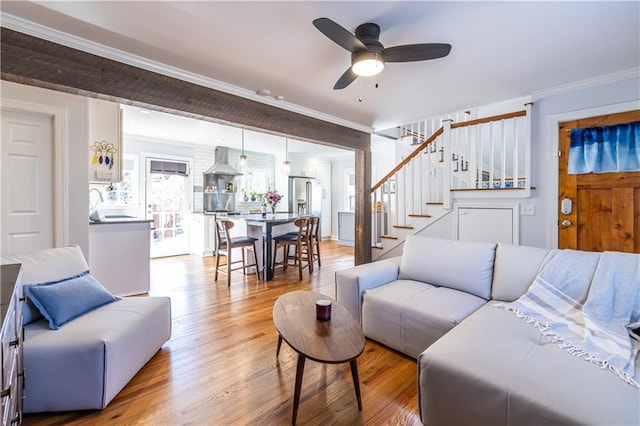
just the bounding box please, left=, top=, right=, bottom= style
left=89, top=215, right=153, bottom=225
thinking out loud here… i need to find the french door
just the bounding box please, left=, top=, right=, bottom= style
left=145, top=157, right=192, bottom=258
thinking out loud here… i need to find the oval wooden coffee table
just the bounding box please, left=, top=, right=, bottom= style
left=273, top=290, right=365, bottom=425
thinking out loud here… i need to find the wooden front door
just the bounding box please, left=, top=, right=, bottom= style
left=558, top=110, right=640, bottom=253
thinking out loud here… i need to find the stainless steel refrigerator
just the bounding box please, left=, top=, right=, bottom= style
left=288, top=176, right=322, bottom=217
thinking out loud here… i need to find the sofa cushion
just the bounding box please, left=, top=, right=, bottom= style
left=399, top=235, right=496, bottom=299
left=1, top=246, right=89, bottom=324
left=491, top=243, right=553, bottom=301
left=401, top=287, right=487, bottom=357
left=362, top=280, right=486, bottom=358
left=362, top=280, right=434, bottom=353
left=418, top=304, right=640, bottom=425
left=24, top=271, right=119, bottom=329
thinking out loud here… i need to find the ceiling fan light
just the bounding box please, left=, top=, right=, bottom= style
left=352, top=58, right=385, bottom=77
left=351, top=52, right=384, bottom=77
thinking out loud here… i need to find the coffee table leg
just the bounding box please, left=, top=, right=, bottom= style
left=349, top=359, right=362, bottom=411
left=292, top=354, right=306, bottom=425
left=276, top=335, right=283, bottom=357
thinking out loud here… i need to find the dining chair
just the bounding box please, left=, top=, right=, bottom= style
left=285, top=215, right=321, bottom=272
left=308, top=216, right=321, bottom=271
left=214, top=219, right=260, bottom=286
left=272, top=217, right=311, bottom=280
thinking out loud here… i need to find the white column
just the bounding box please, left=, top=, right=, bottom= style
left=524, top=102, right=533, bottom=198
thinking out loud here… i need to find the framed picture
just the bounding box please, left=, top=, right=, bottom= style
left=383, top=179, right=396, bottom=194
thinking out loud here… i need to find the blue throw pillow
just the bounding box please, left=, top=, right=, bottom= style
left=24, top=271, right=119, bottom=330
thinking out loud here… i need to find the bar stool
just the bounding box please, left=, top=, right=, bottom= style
left=285, top=216, right=321, bottom=271
left=308, top=216, right=321, bottom=271
left=272, top=218, right=311, bottom=280
left=214, top=219, right=260, bottom=286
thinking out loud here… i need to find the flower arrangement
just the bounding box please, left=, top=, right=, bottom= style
left=264, top=188, right=282, bottom=214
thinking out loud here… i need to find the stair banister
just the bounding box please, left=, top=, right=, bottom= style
left=372, top=127, right=444, bottom=192
left=449, top=110, right=526, bottom=130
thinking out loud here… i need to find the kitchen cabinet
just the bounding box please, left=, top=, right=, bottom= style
left=89, top=98, right=122, bottom=183
left=190, top=214, right=217, bottom=257
left=89, top=219, right=152, bottom=296
left=1, top=264, right=24, bottom=426
left=338, top=211, right=355, bottom=246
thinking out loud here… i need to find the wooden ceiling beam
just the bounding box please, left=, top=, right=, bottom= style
left=0, top=27, right=370, bottom=150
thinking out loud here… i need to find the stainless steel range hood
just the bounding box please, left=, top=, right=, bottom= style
left=203, top=146, right=242, bottom=176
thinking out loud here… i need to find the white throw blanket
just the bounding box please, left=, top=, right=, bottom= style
left=495, top=249, right=640, bottom=388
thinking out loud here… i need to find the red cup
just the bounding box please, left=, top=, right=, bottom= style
left=316, top=299, right=332, bottom=321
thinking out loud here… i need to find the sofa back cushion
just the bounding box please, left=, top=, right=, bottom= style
left=399, top=235, right=496, bottom=300
left=491, top=243, right=552, bottom=302
left=1, top=246, right=89, bottom=285
left=1, top=246, right=90, bottom=324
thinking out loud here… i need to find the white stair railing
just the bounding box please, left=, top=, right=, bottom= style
left=371, top=106, right=531, bottom=250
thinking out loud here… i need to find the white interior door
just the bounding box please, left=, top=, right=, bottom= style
left=145, top=157, right=191, bottom=258
left=1, top=109, right=54, bottom=255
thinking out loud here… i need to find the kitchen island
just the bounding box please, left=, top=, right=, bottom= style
left=89, top=216, right=153, bottom=295
left=234, top=213, right=306, bottom=281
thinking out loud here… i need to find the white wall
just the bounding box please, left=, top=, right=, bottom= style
left=371, top=134, right=395, bottom=183
left=1, top=81, right=90, bottom=256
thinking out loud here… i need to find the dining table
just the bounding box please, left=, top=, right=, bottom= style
left=234, top=213, right=308, bottom=281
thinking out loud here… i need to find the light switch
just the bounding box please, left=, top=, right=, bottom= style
left=521, top=204, right=535, bottom=216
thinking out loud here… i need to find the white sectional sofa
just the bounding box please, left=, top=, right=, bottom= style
left=335, top=235, right=640, bottom=425
left=1, top=246, right=171, bottom=413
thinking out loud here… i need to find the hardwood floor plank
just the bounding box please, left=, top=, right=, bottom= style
left=23, top=241, right=420, bottom=425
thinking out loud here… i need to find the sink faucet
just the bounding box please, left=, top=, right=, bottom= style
left=89, top=188, right=106, bottom=222
left=89, top=187, right=104, bottom=208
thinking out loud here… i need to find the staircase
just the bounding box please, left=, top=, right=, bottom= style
left=371, top=105, right=532, bottom=260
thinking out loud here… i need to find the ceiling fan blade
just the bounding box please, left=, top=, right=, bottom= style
left=334, top=67, right=358, bottom=90
left=313, top=17, right=366, bottom=52
left=384, top=43, right=452, bottom=62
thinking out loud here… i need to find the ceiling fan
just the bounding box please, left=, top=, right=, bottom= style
left=313, top=17, right=452, bottom=90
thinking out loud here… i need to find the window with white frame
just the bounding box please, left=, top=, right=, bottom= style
left=101, top=154, right=140, bottom=207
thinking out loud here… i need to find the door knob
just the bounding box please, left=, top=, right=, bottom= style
left=561, top=220, right=572, bottom=227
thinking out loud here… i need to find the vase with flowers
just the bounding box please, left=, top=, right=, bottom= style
left=264, top=188, right=282, bottom=214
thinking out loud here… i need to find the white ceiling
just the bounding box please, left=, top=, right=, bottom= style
left=2, top=1, right=639, bottom=137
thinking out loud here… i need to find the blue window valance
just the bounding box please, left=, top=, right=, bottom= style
left=568, top=120, right=640, bottom=174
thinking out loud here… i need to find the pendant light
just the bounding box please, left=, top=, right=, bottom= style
left=283, top=137, right=291, bottom=175
left=238, top=129, right=247, bottom=171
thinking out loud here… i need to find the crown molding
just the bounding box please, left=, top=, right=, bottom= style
left=1, top=13, right=373, bottom=134
left=532, top=68, right=640, bottom=100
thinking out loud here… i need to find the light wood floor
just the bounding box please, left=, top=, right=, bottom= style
left=24, top=241, right=421, bottom=425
